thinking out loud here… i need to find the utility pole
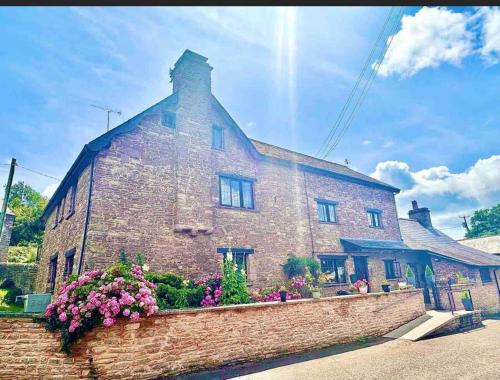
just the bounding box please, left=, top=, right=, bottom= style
left=459, top=215, right=470, bottom=234
left=0, top=158, right=16, bottom=236
left=91, top=104, right=121, bottom=132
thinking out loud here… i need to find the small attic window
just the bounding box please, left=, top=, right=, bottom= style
left=161, top=111, right=176, bottom=129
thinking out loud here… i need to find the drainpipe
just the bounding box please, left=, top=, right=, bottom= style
left=302, top=171, right=315, bottom=257
left=77, top=157, right=95, bottom=275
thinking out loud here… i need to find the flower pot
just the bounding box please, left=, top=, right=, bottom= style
left=312, top=290, right=321, bottom=299
left=359, top=286, right=368, bottom=294
left=279, top=290, right=287, bottom=302
left=462, top=298, right=473, bottom=311
left=382, top=284, right=391, bottom=293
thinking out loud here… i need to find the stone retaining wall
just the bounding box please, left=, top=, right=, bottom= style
left=0, top=262, right=38, bottom=293
left=0, top=290, right=425, bottom=379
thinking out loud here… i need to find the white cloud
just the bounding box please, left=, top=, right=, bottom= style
left=377, top=7, right=474, bottom=77
left=382, top=140, right=394, bottom=148
left=362, top=139, right=372, bottom=145
left=372, top=155, right=500, bottom=239
left=480, top=7, right=500, bottom=63
left=42, top=183, right=59, bottom=198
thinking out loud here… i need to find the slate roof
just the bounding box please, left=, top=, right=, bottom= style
left=399, top=218, right=500, bottom=267
left=250, top=140, right=398, bottom=192
left=340, top=238, right=412, bottom=251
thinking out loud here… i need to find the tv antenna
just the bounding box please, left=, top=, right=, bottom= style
left=91, top=104, right=122, bottom=132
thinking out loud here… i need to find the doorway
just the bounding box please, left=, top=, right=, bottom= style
left=353, top=256, right=369, bottom=285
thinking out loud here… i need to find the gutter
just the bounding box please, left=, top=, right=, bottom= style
left=77, top=157, right=95, bottom=275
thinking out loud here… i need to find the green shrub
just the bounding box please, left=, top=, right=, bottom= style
left=282, top=254, right=320, bottom=279
left=156, top=283, right=204, bottom=310
left=4, top=287, right=22, bottom=304
left=7, top=245, right=37, bottom=263
left=0, top=278, right=16, bottom=289
left=220, top=250, right=250, bottom=305
left=145, top=272, right=184, bottom=288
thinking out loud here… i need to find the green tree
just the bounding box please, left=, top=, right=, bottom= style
left=465, top=203, right=500, bottom=238
left=6, top=181, right=48, bottom=246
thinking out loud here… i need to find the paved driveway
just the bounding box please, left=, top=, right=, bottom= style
left=233, top=319, right=500, bottom=380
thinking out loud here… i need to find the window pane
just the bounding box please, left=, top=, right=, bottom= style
left=230, top=180, right=240, bottom=207
left=336, top=259, right=346, bottom=283
left=318, top=203, right=327, bottom=222
left=213, top=127, right=223, bottom=150
left=327, top=204, right=336, bottom=222
left=220, top=178, right=231, bottom=206
left=374, top=213, right=381, bottom=227
left=384, top=260, right=396, bottom=279
left=320, top=259, right=334, bottom=274
left=242, top=181, right=253, bottom=208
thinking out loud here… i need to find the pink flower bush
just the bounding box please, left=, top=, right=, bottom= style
left=44, top=263, right=158, bottom=353
left=195, top=273, right=222, bottom=307
left=250, top=276, right=305, bottom=303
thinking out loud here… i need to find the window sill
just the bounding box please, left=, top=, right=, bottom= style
left=369, top=225, right=384, bottom=229
left=217, top=205, right=258, bottom=213
left=212, top=147, right=225, bottom=152
left=51, top=224, right=58, bottom=230
left=65, top=210, right=75, bottom=220
left=318, top=221, right=339, bottom=225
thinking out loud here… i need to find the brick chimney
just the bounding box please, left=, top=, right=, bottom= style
left=408, top=200, right=432, bottom=228
left=170, top=50, right=212, bottom=98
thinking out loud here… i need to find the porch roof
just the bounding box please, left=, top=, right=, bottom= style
left=340, top=238, right=413, bottom=252
left=399, top=218, right=500, bottom=267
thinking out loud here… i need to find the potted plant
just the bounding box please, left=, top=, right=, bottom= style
left=381, top=279, right=391, bottom=293
left=279, top=286, right=287, bottom=302
left=397, top=280, right=408, bottom=290
left=460, top=291, right=473, bottom=311
left=424, top=265, right=435, bottom=287
left=353, top=279, right=369, bottom=294
left=311, top=286, right=321, bottom=299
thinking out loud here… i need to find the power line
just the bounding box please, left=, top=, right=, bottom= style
left=317, top=7, right=405, bottom=160
left=322, top=7, right=404, bottom=159
left=15, top=163, right=61, bottom=182
left=316, top=6, right=396, bottom=158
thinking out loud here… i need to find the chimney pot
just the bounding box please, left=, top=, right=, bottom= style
left=412, top=200, right=418, bottom=210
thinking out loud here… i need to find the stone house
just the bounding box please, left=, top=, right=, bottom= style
left=35, top=50, right=500, bottom=312
left=458, top=235, right=500, bottom=255
left=0, top=202, right=15, bottom=262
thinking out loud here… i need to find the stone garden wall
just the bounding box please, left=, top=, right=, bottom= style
left=0, top=263, right=38, bottom=293
left=0, top=289, right=424, bottom=379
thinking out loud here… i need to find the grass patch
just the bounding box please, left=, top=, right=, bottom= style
left=0, top=289, right=24, bottom=313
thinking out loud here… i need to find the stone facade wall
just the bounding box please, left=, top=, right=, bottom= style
left=0, top=290, right=424, bottom=379
left=0, top=263, right=38, bottom=293
left=431, top=258, right=500, bottom=312
left=0, top=213, right=15, bottom=261
left=38, top=52, right=402, bottom=290
left=35, top=166, right=91, bottom=293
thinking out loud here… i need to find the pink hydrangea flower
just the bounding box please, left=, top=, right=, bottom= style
left=130, top=311, right=140, bottom=322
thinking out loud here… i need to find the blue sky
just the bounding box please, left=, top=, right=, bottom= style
left=1, top=6, right=499, bottom=239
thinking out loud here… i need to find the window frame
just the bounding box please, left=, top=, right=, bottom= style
left=366, top=208, right=383, bottom=228
left=319, top=256, right=347, bottom=284
left=59, top=196, right=66, bottom=223
left=63, top=248, right=76, bottom=280
left=161, top=111, right=176, bottom=129
left=48, top=254, right=58, bottom=292
left=52, top=204, right=60, bottom=229
left=479, top=267, right=492, bottom=284
left=316, top=199, right=338, bottom=223
left=67, top=184, right=77, bottom=218
left=383, top=259, right=400, bottom=280
left=217, top=248, right=254, bottom=276
left=219, top=175, right=255, bottom=210
left=212, top=125, right=225, bottom=151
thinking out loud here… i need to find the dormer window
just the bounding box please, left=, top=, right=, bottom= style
left=212, top=125, right=224, bottom=150
left=161, top=111, right=176, bottom=129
